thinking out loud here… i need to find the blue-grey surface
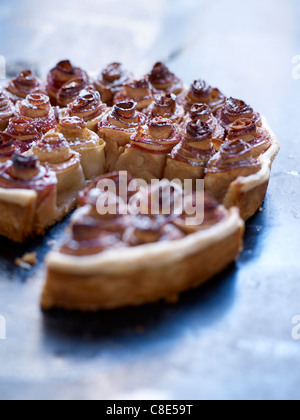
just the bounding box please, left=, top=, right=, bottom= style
left=0, top=0, right=299, bottom=400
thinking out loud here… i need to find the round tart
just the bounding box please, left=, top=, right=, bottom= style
left=0, top=60, right=280, bottom=312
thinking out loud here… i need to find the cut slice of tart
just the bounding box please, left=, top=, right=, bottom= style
left=41, top=181, right=245, bottom=311
left=0, top=154, right=58, bottom=242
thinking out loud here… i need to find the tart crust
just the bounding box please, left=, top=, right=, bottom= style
left=42, top=208, right=244, bottom=311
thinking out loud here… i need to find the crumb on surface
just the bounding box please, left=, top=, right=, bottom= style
left=259, top=207, right=264, bottom=212
left=15, top=252, right=37, bottom=270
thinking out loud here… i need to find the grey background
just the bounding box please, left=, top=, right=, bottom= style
left=0, top=0, right=299, bottom=400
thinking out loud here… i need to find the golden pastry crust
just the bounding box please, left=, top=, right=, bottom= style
left=54, top=117, right=106, bottom=180
left=98, top=101, right=147, bottom=172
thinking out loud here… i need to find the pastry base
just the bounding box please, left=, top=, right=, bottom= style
left=115, top=146, right=167, bottom=183
left=0, top=187, right=57, bottom=243
left=164, top=158, right=205, bottom=185
left=42, top=209, right=244, bottom=311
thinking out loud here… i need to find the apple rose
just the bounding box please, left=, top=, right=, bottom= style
left=5, top=117, right=40, bottom=153
left=179, top=79, right=225, bottom=115
left=218, top=97, right=262, bottom=128
left=114, top=78, right=157, bottom=111
left=189, top=104, right=225, bottom=150
left=95, top=62, right=132, bottom=106
left=227, top=118, right=271, bottom=157
left=15, top=92, right=57, bottom=135
left=148, top=93, right=185, bottom=125
left=164, top=120, right=215, bottom=184
left=205, top=139, right=262, bottom=202
left=46, top=60, right=89, bottom=105
left=57, top=77, right=89, bottom=108
left=148, top=62, right=184, bottom=95
left=0, top=88, right=15, bottom=131
left=4, top=70, right=43, bottom=103
left=98, top=101, right=147, bottom=171
left=65, top=89, right=107, bottom=132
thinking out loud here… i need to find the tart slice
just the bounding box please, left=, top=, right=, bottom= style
left=41, top=180, right=245, bottom=311
left=0, top=154, right=58, bottom=242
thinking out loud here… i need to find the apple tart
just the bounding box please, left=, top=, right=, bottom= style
left=0, top=59, right=280, bottom=312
